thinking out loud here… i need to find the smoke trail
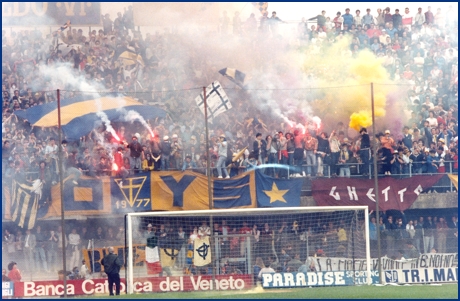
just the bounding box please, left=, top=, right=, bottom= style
left=33, top=62, right=121, bottom=141
left=119, top=108, right=155, bottom=138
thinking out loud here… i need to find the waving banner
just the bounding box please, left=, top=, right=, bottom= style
left=195, top=81, right=231, bottom=123
left=312, top=175, right=444, bottom=211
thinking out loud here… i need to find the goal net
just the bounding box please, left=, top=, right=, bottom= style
left=125, top=206, right=371, bottom=294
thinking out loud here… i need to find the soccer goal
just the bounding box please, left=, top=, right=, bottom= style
left=125, top=206, right=371, bottom=294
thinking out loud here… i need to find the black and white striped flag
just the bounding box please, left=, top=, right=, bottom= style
left=195, top=81, right=232, bottom=123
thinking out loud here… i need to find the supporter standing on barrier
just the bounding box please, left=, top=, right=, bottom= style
left=316, top=132, right=330, bottom=177
left=278, top=132, right=288, bottom=178
left=216, top=134, right=230, bottom=179
left=293, top=130, right=305, bottom=177
left=359, top=128, right=371, bottom=176
left=125, top=134, right=144, bottom=174
left=338, top=140, right=352, bottom=178
left=303, top=131, right=317, bottom=177
left=328, top=130, right=341, bottom=177
left=380, top=130, right=395, bottom=175
left=101, top=246, right=123, bottom=296
left=160, top=136, right=172, bottom=170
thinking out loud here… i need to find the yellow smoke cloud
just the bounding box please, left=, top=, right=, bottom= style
left=302, top=37, right=395, bottom=133
left=349, top=111, right=372, bottom=131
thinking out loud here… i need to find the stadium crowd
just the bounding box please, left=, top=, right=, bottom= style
left=1, top=5, right=458, bottom=186
left=1, top=4, right=458, bottom=281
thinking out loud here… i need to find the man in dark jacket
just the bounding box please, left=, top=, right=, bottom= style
left=392, top=9, right=402, bottom=28
left=101, top=247, right=123, bottom=296
left=125, top=134, right=143, bottom=173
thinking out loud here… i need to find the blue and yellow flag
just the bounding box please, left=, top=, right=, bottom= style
left=151, top=170, right=257, bottom=211
left=44, top=175, right=112, bottom=217
left=10, top=180, right=40, bottom=229
left=14, top=94, right=166, bottom=141
left=111, top=170, right=257, bottom=212
left=218, top=68, right=246, bottom=88
left=255, top=170, right=303, bottom=207
left=112, top=173, right=152, bottom=213
left=252, top=2, right=268, bottom=14
left=213, top=173, right=256, bottom=208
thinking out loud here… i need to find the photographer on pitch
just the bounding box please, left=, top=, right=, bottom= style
left=101, top=247, right=123, bottom=296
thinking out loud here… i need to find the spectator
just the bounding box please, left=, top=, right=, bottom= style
left=423, top=216, right=436, bottom=253
left=258, top=262, right=275, bottom=280
left=436, top=217, right=449, bottom=253
left=7, top=262, right=21, bottom=282
left=338, top=140, right=353, bottom=177
left=2, top=269, right=10, bottom=282
left=34, top=226, right=49, bottom=272
left=216, top=134, right=230, bottom=179
left=67, top=228, right=81, bottom=273
left=46, top=229, right=59, bottom=272
left=125, top=134, right=143, bottom=173
left=308, top=10, right=327, bottom=31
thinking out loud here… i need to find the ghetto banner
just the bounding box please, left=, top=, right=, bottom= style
left=311, top=175, right=444, bottom=211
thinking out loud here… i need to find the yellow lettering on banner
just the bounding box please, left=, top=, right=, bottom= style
left=13, top=3, right=29, bottom=17
left=63, top=2, right=76, bottom=16
left=30, top=3, right=48, bottom=16
left=79, top=2, right=91, bottom=16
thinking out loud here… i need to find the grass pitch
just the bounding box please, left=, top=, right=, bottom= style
left=89, top=284, right=458, bottom=299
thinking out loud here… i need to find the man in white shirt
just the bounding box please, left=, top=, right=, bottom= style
left=258, top=263, right=276, bottom=279
left=80, top=259, right=91, bottom=279
left=414, top=7, right=426, bottom=28
left=353, top=10, right=363, bottom=26
left=68, top=228, right=81, bottom=270
left=44, top=138, right=58, bottom=159
left=198, top=221, right=211, bottom=237
left=402, top=7, right=413, bottom=30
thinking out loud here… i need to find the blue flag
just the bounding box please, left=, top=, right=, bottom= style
left=255, top=170, right=303, bottom=207
left=213, top=174, right=253, bottom=208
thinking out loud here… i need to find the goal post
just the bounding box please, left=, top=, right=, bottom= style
left=125, top=206, right=371, bottom=294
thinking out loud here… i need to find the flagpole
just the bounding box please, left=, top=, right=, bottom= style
left=371, top=83, right=382, bottom=284
left=57, top=89, right=68, bottom=297
left=203, top=86, right=216, bottom=289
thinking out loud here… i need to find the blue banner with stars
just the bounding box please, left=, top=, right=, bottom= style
left=255, top=170, right=303, bottom=207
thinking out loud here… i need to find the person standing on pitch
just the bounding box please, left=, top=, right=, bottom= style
left=101, top=247, right=123, bottom=296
